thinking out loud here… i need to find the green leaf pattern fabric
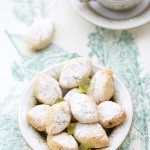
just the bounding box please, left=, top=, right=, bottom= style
left=0, top=0, right=150, bottom=149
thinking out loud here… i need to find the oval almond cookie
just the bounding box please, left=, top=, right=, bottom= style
left=69, top=93, right=99, bottom=123
left=27, top=104, right=50, bottom=132
left=45, top=101, right=71, bottom=135
left=47, top=132, right=79, bottom=150
left=34, top=74, right=62, bottom=105
left=27, top=18, right=55, bottom=51
left=88, top=69, right=114, bottom=104
left=98, top=101, right=127, bottom=128
left=74, top=123, right=109, bottom=148
left=59, top=57, right=91, bottom=89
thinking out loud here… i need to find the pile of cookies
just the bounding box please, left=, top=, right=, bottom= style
left=27, top=57, right=127, bottom=150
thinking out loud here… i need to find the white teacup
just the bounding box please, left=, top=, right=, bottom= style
left=82, top=0, right=142, bottom=11
left=98, top=0, right=142, bottom=10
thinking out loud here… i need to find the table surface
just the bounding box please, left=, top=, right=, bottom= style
left=0, top=0, right=150, bottom=150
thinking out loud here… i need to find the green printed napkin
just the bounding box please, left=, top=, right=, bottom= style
left=0, top=0, right=150, bottom=149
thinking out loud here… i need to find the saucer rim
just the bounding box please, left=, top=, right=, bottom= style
left=70, top=0, right=150, bottom=30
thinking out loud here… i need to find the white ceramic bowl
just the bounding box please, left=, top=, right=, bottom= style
left=98, top=0, right=142, bottom=10
left=18, top=62, right=133, bottom=150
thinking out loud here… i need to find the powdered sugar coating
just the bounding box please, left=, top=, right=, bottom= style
left=64, top=88, right=80, bottom=101
left=27, top=104, right=50, bottom=131
left=27, top=18, right=54, bottom=51
left=45, top=101, right=71, bottom=135
left=59, top=57, right=91, bottom=89
left=98, top=101, right=126, bottom=128
left=88, top=70, right=114, bottom=104
left=98, top=101, right=122, bottom=121
left=74, top=123, right=105, bottom=137
left=47, top=132, right=78, bottom=150
left=34, top=74, right=62, bottom=105
left=74, top=123, right=109, bottom=148
left=69, top=93, right=99, bottom=123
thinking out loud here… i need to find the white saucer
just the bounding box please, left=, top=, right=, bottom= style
left=88, top=0, right=150, bottom=20
left=70, top=0, right=150, bottom=30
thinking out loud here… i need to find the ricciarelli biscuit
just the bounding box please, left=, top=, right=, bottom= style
left=74, top=123, right=109, bottom=148
left=45, top=101, right=71, bottom=135
left=47, top=132, right=79, bottom=150
left=69, top=93, right=99, bottom=123
left=27, top=18, right=55, bottom=51
left=27, top=104, right=50, bottom=132
left=59, top=57, right=91, bottom=89
left=88, top=69, right=114, bottom=104
left=34, top=74, right=62, bottom=105
left=98, top=101, right=126, bottom=128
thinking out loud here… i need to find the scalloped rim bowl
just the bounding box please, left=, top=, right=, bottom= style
left=18, top=62, right=133, bottom=150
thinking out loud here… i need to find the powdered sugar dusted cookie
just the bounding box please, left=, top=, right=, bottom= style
left=98, top=101, right=126, bottom=128
left=59, top=57, right=91, bottom=89
left=74, top=123, right=109, bottom=148
left=64, top=88, right=81, bottom=122
left=47, top=132, right=78, bottom=150
left=27, top=104, right=50, bottom=132
left=27, top=18, right=54, bottom=51
left=64, top=88, right=81, bottom=101
left=88, top=69, right=114, bottom=104
left=69, top=93, right=99, bottom=123
left=45, top=101, right=71, bottom=135
left=34, top=74, right=62, bottom=105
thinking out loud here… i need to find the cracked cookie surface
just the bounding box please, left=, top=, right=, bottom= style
left=34, top=74, right=62, bottom=105
left=88, top=70, right=114, bottom=104
left=47, top=132, right=79, bottom=150
left=59, top=57, right=91, bottom=89
left=69, top=93, right=99, bottom=123
left=27, top=104, right=50, bottom=132
left=45, top=102, right=71, bottom=135
left=74, top=123, right=109, bottom=148
left=98, top=101, right=127, bottom=128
